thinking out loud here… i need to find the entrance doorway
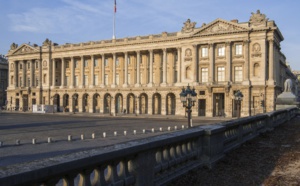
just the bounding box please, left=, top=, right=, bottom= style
left=198, top=99, right=206, bottom=116
left=213, top=93, right=224, bottom=117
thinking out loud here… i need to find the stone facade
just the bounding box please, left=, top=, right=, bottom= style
left=6, top=10, right=296, bottom=117
left=0, top=55, right=8, bottom=108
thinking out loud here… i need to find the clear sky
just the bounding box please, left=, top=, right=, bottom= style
left=1, top=0, right=299, bottom=70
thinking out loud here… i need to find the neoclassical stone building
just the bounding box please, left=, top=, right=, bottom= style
left=6, top=10, right=296, bottom=117
left=0, top=55, right=8, bottom=108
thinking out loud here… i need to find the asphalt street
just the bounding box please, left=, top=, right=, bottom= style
left=0, top=112, right=228, bottom=167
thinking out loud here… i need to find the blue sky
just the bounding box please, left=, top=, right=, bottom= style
left=1, top=0, right=299, bottom=70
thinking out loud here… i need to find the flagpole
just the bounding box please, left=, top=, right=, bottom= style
left=112, top=0, right=116, bottom=39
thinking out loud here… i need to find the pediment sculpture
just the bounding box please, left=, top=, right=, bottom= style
left=10, top=43, right=18, bottom=50
left=43, top=38, right=51, bottom=46
left=181, top=19, right=196, bottom=33
left=249, top=10, right=269, bottom=27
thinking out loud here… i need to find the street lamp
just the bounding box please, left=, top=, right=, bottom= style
left=180, top=84, right=197, bottom=128
left=234, top=90, right=243, bottom=118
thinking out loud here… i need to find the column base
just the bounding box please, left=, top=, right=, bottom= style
left=134, top=84, right=141, bottom=87
left=122, top=84, right=128, bottom=88
left=89, top=85, right=94, bottom=89
left=160, top=83, right=167, bottom=87
left=147, top=83, right=154, bottom=87
left=111, top=84, right=116, bottom=88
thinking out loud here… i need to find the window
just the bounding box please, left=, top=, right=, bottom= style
left=84, top=75, right=88, bottom=85
left=234, top=66, right=243, bottom=82
left=75, top=60, right=79, bottom=68
left=66, top=61, right=69, bottom=68
left=201, top=68, right=208, bottom=83
left=104, top=74, right=108, bottom=85
left=20, top=77, right=22, bottom=87
left=127, top=57, right=131, bottom=65
left=128, top=73, right=131, bottom=84
left=28, top=78, right=30, bottom=86
left=11, top=76, right=13, bottom=85
left=235, top=44, right=243, bottom=55
left=36, top=62, right=38, bottom=69
left=94, top=59, right=98, bottom=67
left=20, top=64, right=22, bottom=70
left=28, top=63, right=30, bottom=69
left=104, top=58, right=108, bottom=66
left=218, top=46, right=225, bottom=56
left=84, top=59, right=88, bottom=68
left=55, top=61, right=58, bottom=69
left=94, top=75, right=98, bottom=85
left=201, top=47, right=208, bottom=58
left=217, top=67, right=225, bottom=82
left=199, top=91, right=205, bottom=95
left=75, top=76, right=79, bottom=86
left=36, top=77, right=39, bottom=86
left=116, top=58, right=119, bottom=66
left=116, top=74, right=119, bottom=85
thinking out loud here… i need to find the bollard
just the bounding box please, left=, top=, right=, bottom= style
left=114, top=131, right=117, bottom=136
left=174, top=126, right=177, bottom=130
left=68, top=135, right=72, bottom=141
left=32, top=138, right=37, bottom=145
left=0, top=141, right=3, bottom=147
left=81, top=134, right=85, bottom=140
left=103, top=132, right=106, bottom=138
left=142, top=129, right=146, bottom=134
left=48, top=137, right=52, bottom=143
left=151, top=128, right=155, bottom=133
left=124, top=131, right=127, bottom=136
left=168, top=126, right=171, bottom=131
left=16, top=139, right=20, bottom=145
left=182, top=125, right=185, bottom=129
left=133, top=130, right=136, bottom=135
left=92, top=133, right=95, bottom=139
left=159, top=127, right=163, bottom=132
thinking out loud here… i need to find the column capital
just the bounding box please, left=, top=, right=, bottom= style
left=225, top=41, right=231, bottom=46
left=208, top=43, right=214, bottom=48
left=268, top=39, right=274, bottom=43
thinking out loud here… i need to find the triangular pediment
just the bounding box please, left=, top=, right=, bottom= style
left=193, top=18, right=249, bottom=36
left=12, top=44, right=39, bottom=55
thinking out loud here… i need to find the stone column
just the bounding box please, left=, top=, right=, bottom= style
left=60, top=58, right=65, bottom=88
left=52, top=58, right=56, bottom=88
left=148, top=50, right=154, bottom=87
left=243, top=40, right=250, bottom=83
left=268, top=39, right=274, bottom=83
left=30, top=60, right=34, bottom=87
left=208, top=43, right=215, bottom=83
left=112, top=53, right=116, bottom=88
left=39, top=60, right=42, bottom=88
left=90, top=55, right=94, bottom=88
left=192, top=45, right=198, bottom=84
left=123, top=52, right=128, bottom=87
left=177, top=47, right=182, bottom=83
left=225, top=42, right=231, bottom=82
left=80, top=56, right=84, bottom=88
left=14, top=61, right=18, bottom=88
left=70, top=57, right=74, bottom=88
left=161, top=48, right=167, bottom=86
left=101, top=54, right=105, bottom=87
left=22, top=61, right=26, bottom=87
left=135, top=51, right=141, bottom=87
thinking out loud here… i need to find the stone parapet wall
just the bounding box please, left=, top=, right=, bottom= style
left=0, top=107, right=297, bottom=186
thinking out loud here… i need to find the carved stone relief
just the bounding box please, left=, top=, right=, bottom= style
left=251, top=43, right=262, bottom=58
left=249, top=10, right=269, bottom=27
left=184, top=48, right=192, bottom=62
left=181, top=19, right=196, bottom=33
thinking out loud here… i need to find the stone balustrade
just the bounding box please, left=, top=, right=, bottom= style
left=0, top=107, right=297, bottom=186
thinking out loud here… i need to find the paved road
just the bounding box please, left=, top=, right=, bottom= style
left=0, top=112, right=228, bottom=167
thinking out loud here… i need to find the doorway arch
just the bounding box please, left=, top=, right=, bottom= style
left=166, top=93, right=176, bottom=115
left=152, top=93, right=161, bottom=115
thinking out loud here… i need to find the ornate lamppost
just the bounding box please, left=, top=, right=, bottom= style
left=180, top=85, right=197, bottom=128
left=234, top=90, right=243, bottom=118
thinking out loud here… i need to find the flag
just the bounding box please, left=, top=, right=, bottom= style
left=114, top=0, right=117, bottom=13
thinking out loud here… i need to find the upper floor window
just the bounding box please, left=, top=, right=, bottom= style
left=201, top=47, right=208, bottom=58
left=201, top=68, right=208, bottom=83
left=234, top=66, right=243, bottom=82
left=20, top=64, right=23, bottom=70
left=104, top=58, right=108, bottom=66
left=36, top=62, right=38, bottom=69
left=104, top=74, right=108, bottom=85
left=235, top=44, right=243, bottom=55
left=75, top=60, right=79, bottom=68
left=218, top=46, right=225, bottom=57
left=27, top=63, right=30, bottom=69
left=116, top=58, right=119, bottom=66
left=66, top=61, right=69, bottom=68
left=84, top=59, right=88, bottom=68
left=217, top=66, right=225, bottom=82
left=84, top=75, right=88, bottom=85
left=94, top=59, right=98, bottom=67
